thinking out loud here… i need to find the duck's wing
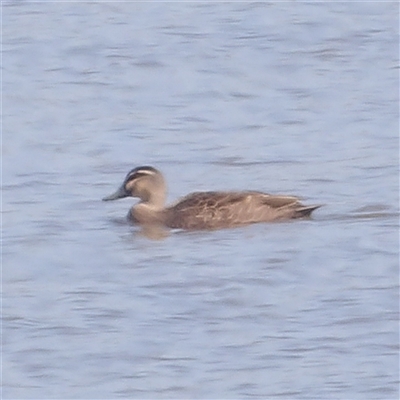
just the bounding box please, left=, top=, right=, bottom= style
left=165, top=191, right=298, bottom=229
left=258, top=194, right=301, bottom=209
left=170, top=191, right=250, bottom=209
left=165, top=191, right=250, bottom=229
left=260, top=193, right=321, bottom=218
left=165, top=191, right=321, bottom=229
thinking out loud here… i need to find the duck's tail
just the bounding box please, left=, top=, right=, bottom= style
left=294, top=204, right=322, bottom=219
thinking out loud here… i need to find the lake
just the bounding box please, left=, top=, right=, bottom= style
left=2, top=2, right=399, bottom=399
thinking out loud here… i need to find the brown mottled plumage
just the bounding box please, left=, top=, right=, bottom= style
left=103, top=166, right=321, bottom=230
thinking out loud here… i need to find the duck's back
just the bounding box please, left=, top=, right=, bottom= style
left=164, top=191, right=316, bottom=230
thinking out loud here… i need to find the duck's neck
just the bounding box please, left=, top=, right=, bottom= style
left=142, top=190, right=166, bottom=209
left=131, top=202, right=166, bottom=225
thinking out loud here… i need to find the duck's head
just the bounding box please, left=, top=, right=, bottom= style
left=103, top=166, right=166, bottom=207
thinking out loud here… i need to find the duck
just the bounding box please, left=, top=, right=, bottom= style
left=103, top=166, right=321, bottom=230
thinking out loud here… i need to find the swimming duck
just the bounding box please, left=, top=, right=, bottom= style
left=103, top=166, right=321, bottom=230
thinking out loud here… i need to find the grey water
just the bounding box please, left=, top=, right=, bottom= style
left=2, top=2, right=399, bottom=399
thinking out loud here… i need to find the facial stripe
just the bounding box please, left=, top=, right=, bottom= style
left=136, top=169, right=156, bottom=175
left=126, top=166, right=157, bottom=182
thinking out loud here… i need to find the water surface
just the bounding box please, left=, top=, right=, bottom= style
left=3, top=2, right=399, bottom=399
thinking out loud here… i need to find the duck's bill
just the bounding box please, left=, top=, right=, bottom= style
left=102, top=186, right=128, bottom=201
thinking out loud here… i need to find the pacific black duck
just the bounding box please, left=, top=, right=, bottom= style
left=103, top=166, right=321, bottom=230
